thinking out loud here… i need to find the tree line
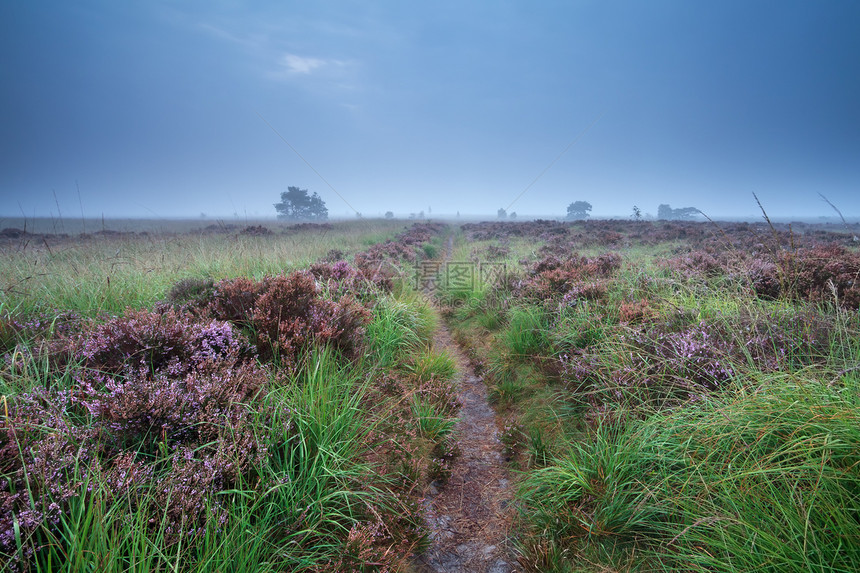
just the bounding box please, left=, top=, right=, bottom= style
left=274, top=187, right=699, bottom=221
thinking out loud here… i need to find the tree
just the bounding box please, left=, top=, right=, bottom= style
left=385, top=211, right=394, bottom=219
left=274, top=187, right=328, bottom=221
left=674, top=207, right=701, bottom=220
left=632, top=205, right=642, bottom=221
left=657, top=204, right=701, bottom=221
left=497, top=208, right=507, bottom=219
left=566, top=201, right=592, bottom=220
left=509, top=211, right=517, bottom=220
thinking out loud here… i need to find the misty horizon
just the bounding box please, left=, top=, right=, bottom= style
left=3, top=2, right=858, bottom=220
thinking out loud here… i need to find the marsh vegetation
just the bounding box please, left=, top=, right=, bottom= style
left=2, top=216, right=859, bottom=571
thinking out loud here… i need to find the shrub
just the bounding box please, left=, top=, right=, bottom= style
left=2, top=310, right=275, bottom=568
left=519, top=253, right=622, bottom=301
left=79, top=307, right=252, bottom=376
left=250, top=271, right=371, bottom=367
left=209, top=277, right=264, bottom=326
left=752, top=244, right=860, bottom=309
left=164, top=277, right=215, bottom=311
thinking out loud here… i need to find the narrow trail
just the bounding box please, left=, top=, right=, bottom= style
left=412, top=234, right=518, bottom=573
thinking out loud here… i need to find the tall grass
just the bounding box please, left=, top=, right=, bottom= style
left=0, top=220, right=404, bottom=316
left=519, top=376, right=860, bottom=571
left=438, top=221, right=860, bottom=571
left=367, top=292, right=437, bottom=369
left=504, top=305, right=549, bottom=358
left=13, top=348, right=417, bottom=572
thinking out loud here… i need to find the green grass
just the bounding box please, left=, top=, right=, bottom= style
left=0, top=219, right=405, bottom=316
left=519, top=376, right=860, bottom=572
left=0, top=220, right=446, bottom=572
left=438, top=222, right=860, bottom=572
left=504, top=305, right=549, bottom=358
left=411, top=395, right=456, bottom=442
left=367, top=292, right=437, bottom=369
left=406, top=347, right=457, bottom=383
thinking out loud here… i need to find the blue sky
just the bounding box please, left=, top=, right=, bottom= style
left=2, top=1, right=859, bottom=220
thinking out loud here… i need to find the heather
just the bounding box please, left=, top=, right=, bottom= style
left=207, top=269, right=372, bottom=368
left=658, top=241, right=860, bottom=309
left=0, top=218, right=407, bottom=317
left=4, top=216, right=859, bottom=571
left=0, top=221, right=456, bottom=571
left=439, top=220, right=860, bottom=571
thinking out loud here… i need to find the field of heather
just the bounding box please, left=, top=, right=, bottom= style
left=1, top=220, right=459, bottom=572
left=2, top=218, right=860, bottom=572
left=441, top=218, right=860, bottom=571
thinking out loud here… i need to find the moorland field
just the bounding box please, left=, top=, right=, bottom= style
left=1, top=217, right=859, bottom=572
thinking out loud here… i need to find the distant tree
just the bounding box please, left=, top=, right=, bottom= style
left=274, top=187, right=328, bottom=221
left=497, top=208, right=507, bottom=219
left=566, top=201, right=592, bottom=220
left=657, top=204, right=701, bottom=221
left=675, top=207, right=701, bottom=220
left=418, top=210, right=425, bottom=219
left=509, top=211, right=517, bottom=220
left=632, top=205, right=642, bottom=221
left=385, top=211, right=394, bottom=219
left=355, top=212, right=363, bottom=218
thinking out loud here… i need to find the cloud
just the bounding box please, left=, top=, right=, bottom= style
left=268, top=53, right=357, bottom=90
left=280, top=53, right=327, bottom=74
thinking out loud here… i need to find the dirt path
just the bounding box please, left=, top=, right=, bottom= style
left=412, top=233, right=518, bottom=572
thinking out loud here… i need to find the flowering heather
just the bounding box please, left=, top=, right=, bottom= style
left=0, top=311, right=85, bottom=346
left=657, top=250, right=725, bottom=279
left=517, top=253, right=622, bottom=301
left=208, top=276, right=265, bottom=326
left=1, top=390, right=94, bottom=565
left=0, top=307, right=277, bottom=568
left=561, top=308, right=843, bottom=414
left=1, top=310, right=87, bottom=376
left=351, top=221, right=445, bottom=290
left=309, top=260, right=377, bottom=301
left=656, top=237, right=860, bottom=309
left=617, top=299, right=658, bottom=324
left=210, top=270, right=372, bottom=369
left=462, top=219, right=569, bottom=241
left=749, top=243, right=860, bottom=309
left=79, top=307, right=252, bottom=376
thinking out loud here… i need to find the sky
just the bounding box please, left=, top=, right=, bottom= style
left=2, top=0, right=859, bottom=220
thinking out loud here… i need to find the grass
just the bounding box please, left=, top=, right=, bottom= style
left=0, top=219, right=405, bottom=316
left=406, top=348, right=457, bottom=383
left=411, top=395, right=456, bottom=442
left=5, top=216, right=859, bottom=572
left=0, top=220, right=449, bottom=572
left=367, top=291, right=437, bottom=369
left=504, top=305, right=549, bottom=359
left=519, top=376, right=860, bottom=571
left=20, top=349, right=403, bottom=572
left=439, top=219, right=860, bottom=572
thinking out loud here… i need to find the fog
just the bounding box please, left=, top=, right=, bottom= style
left=3, top=1, right=859, bottom=220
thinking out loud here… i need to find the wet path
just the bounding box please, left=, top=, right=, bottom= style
left=412, top=232, right=517, bottom=572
